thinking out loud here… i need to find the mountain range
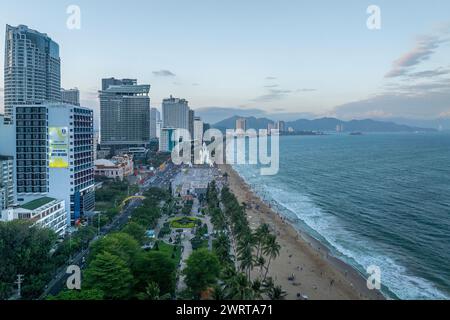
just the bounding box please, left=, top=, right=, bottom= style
left=212, top=116, right=438, bottom=133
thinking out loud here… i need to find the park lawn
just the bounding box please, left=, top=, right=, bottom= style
left=169, top=217, right=200, bottom=229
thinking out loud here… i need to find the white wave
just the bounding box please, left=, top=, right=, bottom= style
left=232, top=165, right=449, bottom=300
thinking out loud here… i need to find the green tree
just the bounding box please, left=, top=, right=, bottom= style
left=262, top=235, right=281, bottom=280
left=133, top=251, right=176, bottom=295
left=47, top=289, right=104, bottom=300
left=0, top=220, right=56, bottom=299
left=183, top=249, right=221, bottom=298
left=122, top=222, right=146, bottom=244
left=89, top=233, right=140, bottom=267
left=84, top=252, right=134, bottom=300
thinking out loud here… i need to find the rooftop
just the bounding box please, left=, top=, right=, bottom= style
left=21, top=197, right=56, bottom=210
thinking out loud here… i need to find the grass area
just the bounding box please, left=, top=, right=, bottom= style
left=170, top=217, right=200, bottom=229
left=21, top=197, right=56, bottom=210
left=155, top=241, right=182, bottom=265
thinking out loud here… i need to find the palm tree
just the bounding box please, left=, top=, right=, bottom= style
left=252, top=224, right=271, bottom=274
left=262, top=235, right=281, bottom=281
left=238, top=244, right=254, bottom=281
left=267, top=285, right=287, bottom=300
left=223, top=272, right=255, bottom=300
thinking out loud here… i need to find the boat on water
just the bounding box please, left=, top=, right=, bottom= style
left=349, top=132, right=363, bottom=136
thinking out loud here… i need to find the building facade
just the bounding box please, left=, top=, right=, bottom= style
left=150, top=108, right=161, bottom=139
left=162, top=96, right=190, bottom=131
left=94, top=155, right=134, bottom=181
left=194, top=117, right=204, bottom=143
left=14, top=103, right=95, bottom=225
left=159, top=128, right=177, bottom=153
left=0, top=156, right=14, bottom=210
left=99, top=79, right=151, bottom=149
left=4, top=25, right=61, bottom=124
left=0, top=197, right=67, bottom=236
left=61, top=88, right=80, bottom=106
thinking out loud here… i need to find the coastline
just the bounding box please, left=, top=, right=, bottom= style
left=220, top=164, right=385, bottom=300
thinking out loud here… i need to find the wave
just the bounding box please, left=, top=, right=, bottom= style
left=233, top=164, right=449, bottom=300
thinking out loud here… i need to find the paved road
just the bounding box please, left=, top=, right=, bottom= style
left=39, top=198, right=143, bottom=299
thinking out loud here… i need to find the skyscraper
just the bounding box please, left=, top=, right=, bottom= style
left=189, top=109, right=195, bottom=139
left=99, top=78, right=151, bottom=149
left=150, top=108, right=161, bottom=139
left=162, top=96, right=190, bottom=131
left=4, top=25, right=61, bottom=123
left=61, top=88, right=80, bottom=106
left=102, top=77, right=137, bottom=91
left=194, top=116, right=204, bottom=143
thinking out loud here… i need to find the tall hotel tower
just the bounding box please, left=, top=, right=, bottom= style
left=4, top=25, right=61, bottom=124
left=1, top=25, right=95, bottom=227
left=99, top=78, right=151, bottom=151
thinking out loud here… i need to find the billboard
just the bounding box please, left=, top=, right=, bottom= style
left=49, top=127, right=69, bottom=168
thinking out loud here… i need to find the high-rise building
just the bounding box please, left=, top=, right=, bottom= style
left=0, top=155, right=14, bottom=210
left=276, top=121, right=286, bottom=133
left=102, top=78, right=137, bottom=91
left=162, top=96, right=190, bottom=131
left=189, top=109, right=195, bottom=139
left=236, top=118, right=247, bottom=131
left=156, top=120, right=163, bottom=139
left=14, top=103, right=95, bottom=225
left=61, top=88, right=80, bottom=106
left=194, top=117, right=204, bottom=143
left=99, top=79, right=151, bottom=149
left=150, top=108, right=161, bottom=139
left=4, top=25, right=61, bottom=123
left=159, top=128, right=177, bottom=153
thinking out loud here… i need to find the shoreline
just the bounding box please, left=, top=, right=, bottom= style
left=220, top=164, right=385, bottom=300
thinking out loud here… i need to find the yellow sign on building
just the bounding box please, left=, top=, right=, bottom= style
left=49, top=127, right=69, bottom=168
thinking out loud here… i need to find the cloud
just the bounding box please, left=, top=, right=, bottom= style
left=152, top=70, right=176, bottom=77
left=252, top=89, right=292, bottom=102
left=192, top=83, right=200, bottom=86
left=265, top=76, right=277, bottom=80
left=333, top=81, right=450, bottom=120
left=385, top=31, right=449, bottom=78
left=296, top=88, right=317, bottom=92
left=264, top=84, right=279, bottom=88
left=405, top=67, right=450, bottom=79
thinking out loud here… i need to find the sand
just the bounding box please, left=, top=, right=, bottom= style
left=220, top=164, right=385, bottom=300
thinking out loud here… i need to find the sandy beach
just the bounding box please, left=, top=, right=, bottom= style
left=220, top=164, right=385, bottom=300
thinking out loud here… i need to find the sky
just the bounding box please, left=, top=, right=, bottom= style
left=1, top=0, right=450, bottom=124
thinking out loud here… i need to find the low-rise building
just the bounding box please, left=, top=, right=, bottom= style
left=1, top=197, right=67, bottom=236
left=94, top=155, right=134, bottom=181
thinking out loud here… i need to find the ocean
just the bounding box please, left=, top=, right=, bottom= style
left=233, top=132, right=450, bottom=300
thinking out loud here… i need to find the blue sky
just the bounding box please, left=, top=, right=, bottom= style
left=1, top=0, right=450, bottom=123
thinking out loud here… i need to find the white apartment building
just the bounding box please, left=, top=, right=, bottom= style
left=1, top=197, right=67, bottom=236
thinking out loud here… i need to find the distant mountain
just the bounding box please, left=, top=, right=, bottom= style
left=213, top=116, right=437, bottom=133
left=213, top=116, right=275, bottom=132
left=378, top=117, right=450, bottom=131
